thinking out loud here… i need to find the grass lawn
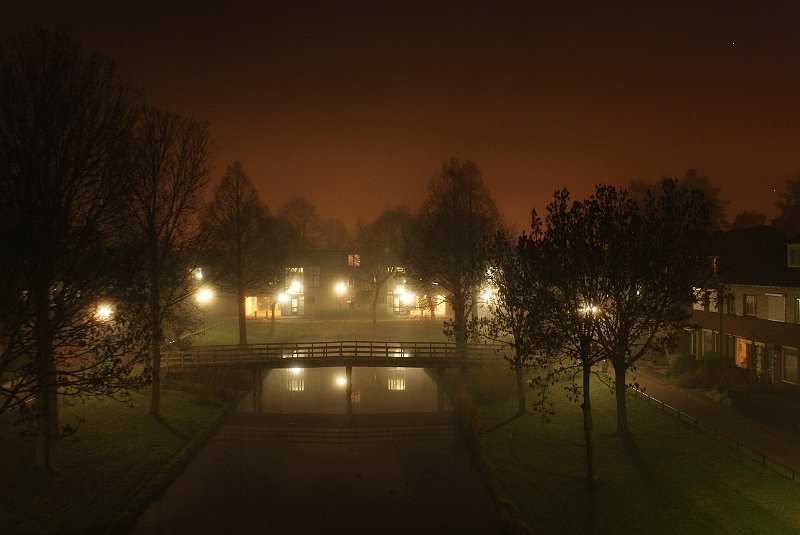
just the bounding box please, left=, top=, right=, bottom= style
left=471, top=372, right=800, bottom=534
left=193, top=316, right=450, bottom=345
left=0, top=379, right=241, bottom=534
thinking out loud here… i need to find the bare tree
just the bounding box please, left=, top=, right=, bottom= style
left=357, top=207, right=412, bottom=325
left=320, top=217, right=352, bottom=249
left=202, top=162, right=280, bottom=346
left=403, top=158, right=502, bottom=350
left=0, top=28, right=143, bottom=470
left=278, top=197, right=322, bottom=251
left=126, top=107, right=212, bottom=417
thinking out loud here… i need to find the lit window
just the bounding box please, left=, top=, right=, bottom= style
left=708, top=290, right=718, bottom=313
left=692, top=288, right=704, bottom=311
left=744, top=295, right=757, bottom=317
left=348, top=253, right=361, bottom=266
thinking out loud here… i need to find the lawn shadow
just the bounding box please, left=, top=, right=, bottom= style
left=485, top=412, right=525, bottom=433
left=153, top=415, right=189, bottom=440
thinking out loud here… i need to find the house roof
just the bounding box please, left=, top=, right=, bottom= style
left=714, top=225, right=800, bottom=287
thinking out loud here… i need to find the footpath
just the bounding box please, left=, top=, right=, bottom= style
left=626, top=366, right=800, bottom=475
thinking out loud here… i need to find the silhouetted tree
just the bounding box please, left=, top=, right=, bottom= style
left=357, top=207, right=412, bottom=324
left=774, top=178, right=800, bottom=238
left=466, top=230, right=554, bottom=414
left=630, top=169, right=727, bottom=230
left=202, top=162, right=281, bottom=346
left=126, top=107, right=212, bottom=417
left=320, top=217, right=352, bottom=249
left=278, top=197, right=322, bottom=251
left=732, top=210, right=767, bottom=229
left=403, top=158, right=502, bottom=350
left=0, top=28, right=143, bottom=470
left=529, top=189, right=610, bottom=484
left=592, top=182, right=710, bottom=436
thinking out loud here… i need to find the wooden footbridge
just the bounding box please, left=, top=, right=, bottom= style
left=162, top=341, right=512, bottom=414
left=161, top=340, right=512, bottom=371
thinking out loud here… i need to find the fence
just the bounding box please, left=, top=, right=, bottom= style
left=624, top=383, right=799, bottom=483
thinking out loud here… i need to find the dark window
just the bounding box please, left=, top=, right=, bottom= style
left=744, top=294, right=757, bottom=317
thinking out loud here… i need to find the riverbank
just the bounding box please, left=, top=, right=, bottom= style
left=0, top=377, right=244, bottom=534
left=467, top=371, right=800, bottom=533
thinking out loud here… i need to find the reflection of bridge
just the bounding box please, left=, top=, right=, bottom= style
left=163, top=341, right=512, bottom=414
left=161, top=341, right=511, bottom=371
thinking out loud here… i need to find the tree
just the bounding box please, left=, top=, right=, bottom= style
left=732, top=210, right=767, bottom=229
left=590, top=183, right=710, bottom=437
left=466, top=229, right=553, bottom=414
left=126, top=107, right=212, bottom=417
left=278, top=197, right=322, bottom=251
left=403, top=158, right=502, bottom=350
left=630, top=169, right=728, bottom=231
left=320, top=217, right=352, bottom=249
left=202, top=162, right=280, bottom=346
left=774, top=178, right=800, bottom=238
left=529, top=189, right=612, bottom=483
left=357, top=207, right=412, bottom=325
left=0, top=28, right=143, bottom=470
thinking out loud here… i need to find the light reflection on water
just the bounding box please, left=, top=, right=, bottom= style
left=250, top=366, right=440, bottom=414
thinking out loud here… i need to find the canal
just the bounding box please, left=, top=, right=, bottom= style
left=131, top=367, right=501, bottom=534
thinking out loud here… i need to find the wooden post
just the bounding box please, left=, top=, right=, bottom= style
left=437, top=366, right=445, bottom=412
left=252, top=367, right=263, bottom=413
left=346, top=365, right=353, bottom=416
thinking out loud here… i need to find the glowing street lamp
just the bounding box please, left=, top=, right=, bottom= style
left=196, top=286, right=214, bottom=305
left=96, top=303, right=113, bottom=321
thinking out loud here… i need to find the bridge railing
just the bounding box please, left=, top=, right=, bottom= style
left=161, top=340, right=512, bottom=369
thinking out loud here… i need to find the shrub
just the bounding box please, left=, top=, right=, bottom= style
left=714, top=365, right=752, bottom=391
left=668, top=353, right=698, bottom=377
left=677, top=369, right=711, bottom=389
left=700, top=352, right=725, bottom=376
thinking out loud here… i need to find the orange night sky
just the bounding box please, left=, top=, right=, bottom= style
left=3, top=0, right=799, bottom=231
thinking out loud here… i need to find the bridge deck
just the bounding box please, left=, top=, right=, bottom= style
left=161, top=340, right=512, bottom=370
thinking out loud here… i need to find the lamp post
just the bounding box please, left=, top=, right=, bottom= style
left=335, top=281, right=346, bottom=323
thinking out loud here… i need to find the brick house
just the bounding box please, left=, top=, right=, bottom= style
left=690, top=226, right=800, bottom=385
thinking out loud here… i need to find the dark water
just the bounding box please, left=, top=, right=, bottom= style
left=131, top=367, right=501, bottom=534
left=243, top=366, right=441, bottom=414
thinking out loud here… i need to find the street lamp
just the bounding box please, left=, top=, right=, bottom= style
left=196, top=286, right=214, bottom=305
left=335, top=281, right=346, bottom=323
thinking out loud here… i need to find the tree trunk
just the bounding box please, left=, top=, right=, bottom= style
left=613, top=360, right=629, bottom=437
left=34, top=286, right=56, bottom=471
left=581, top=360, right=597, bottom=483
left=453, top=293, right=467, bottom=351
left=149, top=278, right=162, bottom=417
left=237, top=280, right=247, bottom=347
left=371, top=284, right=380, bottom=326
left=515, top=359, right=526, bottom=414
left=269, top=300, right=276, bottom=334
